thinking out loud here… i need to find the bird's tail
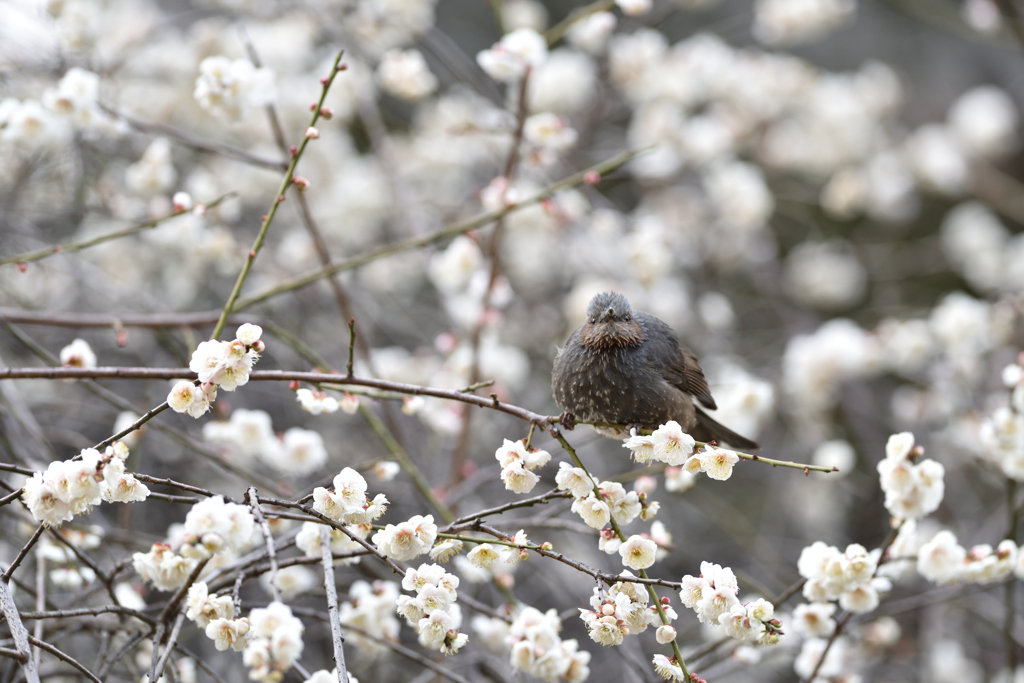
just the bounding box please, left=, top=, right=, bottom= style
left=692, top=408, right=760, bottom=451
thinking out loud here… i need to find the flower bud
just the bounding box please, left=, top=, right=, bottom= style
left=656, top=625, right=676, bottom=644
left=305, top=126, right=320, bottom=139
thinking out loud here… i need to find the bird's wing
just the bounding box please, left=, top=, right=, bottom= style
left=640, top=313, right=718, bottom=411
left=664, top=349, right=717, bottom=410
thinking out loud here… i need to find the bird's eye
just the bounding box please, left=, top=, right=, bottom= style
left=623, top=314, right=631, bottom=321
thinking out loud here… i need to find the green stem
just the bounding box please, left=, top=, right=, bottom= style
left=0, top=194, right=235, bottom=268
left=210, top=51, right=346, bottom=340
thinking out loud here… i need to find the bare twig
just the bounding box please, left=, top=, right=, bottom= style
left=0, top=194, right=236, bottom=268
left=26, top=636, right=100, bottom=683
left=0, top=579, right=41, bottom=683
left=101, top=105, right=288, bottom=171
left=320, top=527, right=350, bottom=683
left=247, top=488, right=282, bottom=603
left=2, top=524, right=45, bottom=582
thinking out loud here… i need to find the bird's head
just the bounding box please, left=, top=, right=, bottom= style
left=580, top=291, right=644, bottom=349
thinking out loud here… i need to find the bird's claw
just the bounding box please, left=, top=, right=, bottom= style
left=559, top=409, right=576, bottom=431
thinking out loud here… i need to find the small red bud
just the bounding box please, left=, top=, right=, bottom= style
left=319, top=106, right=334, bottom=119
left=17, top=262, right=28, bottom=272
left=115, top=330, right=129, bottom=347
left=289, top=145, right=297, bottom=157
left=289, top=380, right=301, bottom=391
left=337, top=63, right=348, bottom=71
left=261, top=215, right=267, bottom=221
left=320, top=77, right=329, bottom=85
left=584, top=171, right=600, bottom=185
left=660, top=596, right=670, bottom=605
left=53, top=244, right=63, bottom=253
left=310, top=102, right=318, bottom=111
left=248, top=250, right=257, bottom=258
left=278, top=194, right=286, bottom=203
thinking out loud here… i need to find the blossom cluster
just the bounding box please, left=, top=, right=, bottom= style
left=132, top=495, right=255, bottom=590
left=203, top=408, right=329, bottom=476
left=495, top=438, right=551, bottom=494
left=294, top=388, right=341, bottom=415
left=372, top=514, right=437, bottom=561
left=241, top=601, right=305, bottom=683
left=797, top=541, right=890, bottom=614
left=679, top=562, right=782, bottom=644
left=916, top=530, right=1021, bottom=585
left=623, top=421, right=742, bottom=481
left=22, top=442, right=149, bottom=527
left=312, top=467, right=388, bottom=533
left=168, top=323, right=264, bottom=418
left=979, top=359, right=1024, bottom=479
left=186, top=582, right=250, bottom=651
left=338, top=580, right=402, bottom=655
left=395, top=563, right=468, bottom=654
left=193, top=56, right=276, bottom=122
left=877, top=432, right=945, bottom=520
left=578, top=576, right=673, bottom=646
left=464, top=530, right=530, bottom=571
left=555, top=461, right=654, bottom=534
left=295, top=521, right=363, bottom=565
left=504, top=606, right=591, bottom=682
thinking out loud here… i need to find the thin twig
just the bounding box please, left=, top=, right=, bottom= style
left=320, top=527, right=350, bottom=683
left=0, top=194, right=236, bottom=268
left=101, top=104, right=288, bottom=171
left=247, top=487, right=282, bottom=603
left=26, top=636, right=100, bottom=683
left=2, top=524, right=45, bottom=582
left=0, top=579, right=41, bottom=683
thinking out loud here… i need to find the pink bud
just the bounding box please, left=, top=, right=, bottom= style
left=584, top=171, right=600, bottom=185
left=305, top=126, right=320, bottom=139
left=319, top=106, right=334, bottom=119
left=291, top=176, right=311, bottom=190
left=17, top=262, right=28, bottom=272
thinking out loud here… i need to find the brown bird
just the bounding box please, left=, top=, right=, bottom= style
left=551, top=291, right=759, bottom=450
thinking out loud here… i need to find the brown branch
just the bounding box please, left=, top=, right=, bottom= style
left=26, top=636, right=99, bottom=683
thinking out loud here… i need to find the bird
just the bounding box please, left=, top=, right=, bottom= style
left=551, top=291, right=759, bottom=451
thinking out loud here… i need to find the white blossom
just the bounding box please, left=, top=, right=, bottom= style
left=477, top=28, right=548, bottom=82
left=377, top=49, right=438, bottom=101
left=372, top=515, right=437, bottom=561
left=60, top=338, right=96, bottom=368
left=194, top=56, right=276, bottom=122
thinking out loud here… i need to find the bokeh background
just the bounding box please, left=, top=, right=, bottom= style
left=2, top=0, right=1024, bottom=680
